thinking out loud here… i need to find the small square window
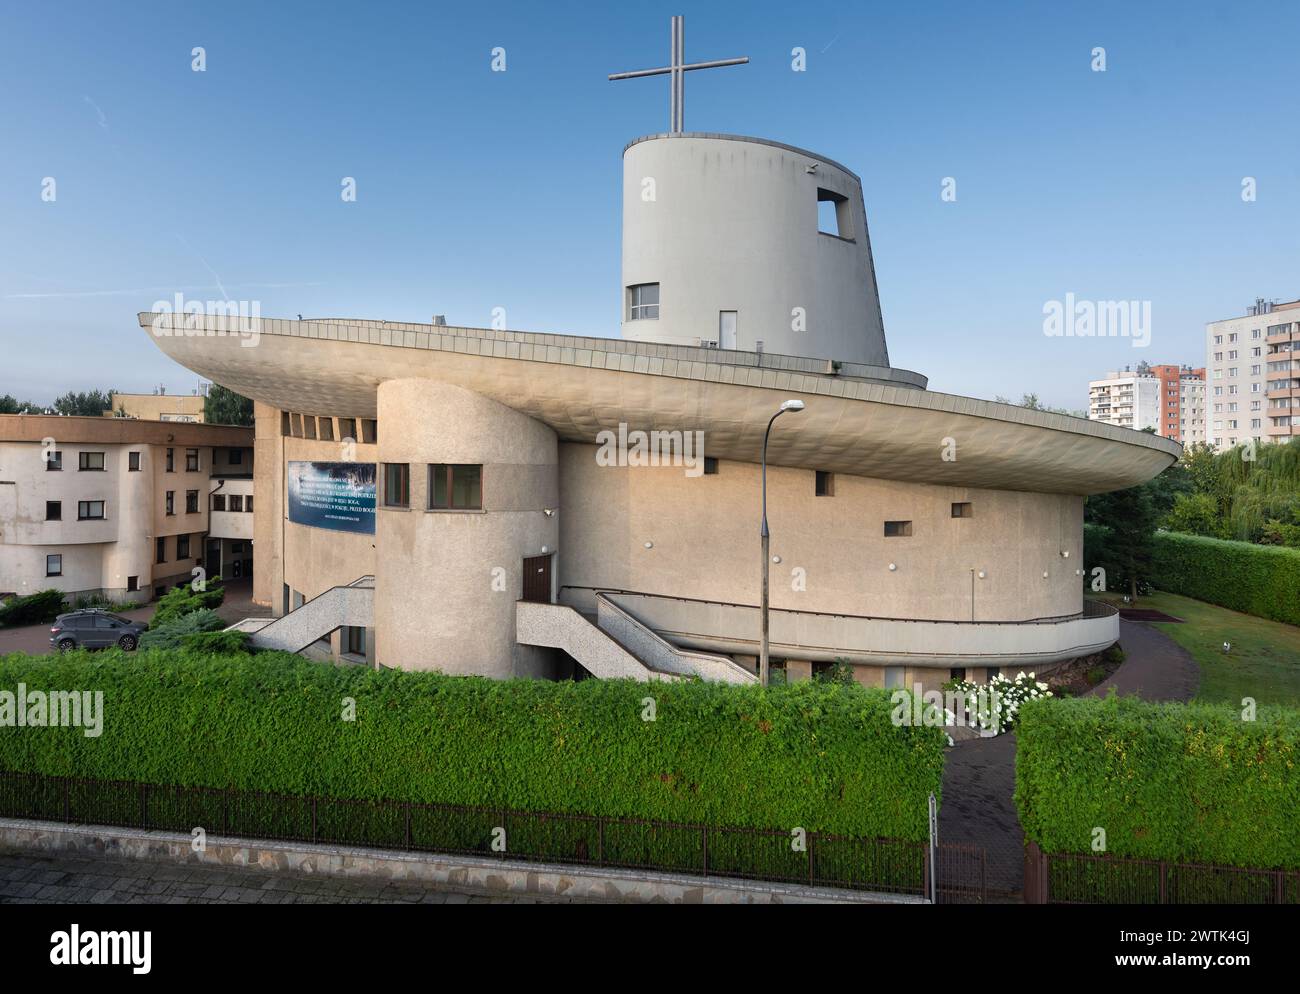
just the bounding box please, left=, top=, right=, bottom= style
left=428, top=464, right=483, bottom=510
left=949, top=667, right=967, bottom=682
left=703, top=457, right=719, bottom=475
left=815, top=470, right=834, bottom=496
left=229, top=494, right=243, bottom=512
left=127, top=576, right=138, bottom=592
left=46, top=500, right=61, bottom=521
left=628, top=283, right=660, bottom=321
left=46, top=554, right=62, bottom=577
left=78, top=451, right=105, bottom=471
left=46, top=450, right=62, bottom=471
left=212, top=494, right=226, bottom=512
left=78, top=500, right=105, bottom=520
left=884, top=520, right=912, bottom=537
left=986, top=667, right=1000, bottom=680
left=951, top=502, right=973, bottom=519
left=129, top=451, right=141, bottom=471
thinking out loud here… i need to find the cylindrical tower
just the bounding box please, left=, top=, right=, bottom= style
left=621, top=133, right=889, bottom=365
left=373, top=379, right=559, bottom=676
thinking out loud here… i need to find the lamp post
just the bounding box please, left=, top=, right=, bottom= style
left=760, top=399, right=805, bottom=686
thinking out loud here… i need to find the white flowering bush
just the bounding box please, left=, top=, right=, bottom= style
left=945, top=671, right=1052, bottom=734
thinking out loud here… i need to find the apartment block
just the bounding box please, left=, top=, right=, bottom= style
left=1206, top=297, right=1300, bottom=448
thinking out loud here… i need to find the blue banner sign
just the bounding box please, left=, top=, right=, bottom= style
left=287, top=461, right=376, bottom=534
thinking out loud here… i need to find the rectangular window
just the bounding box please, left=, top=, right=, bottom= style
left=129, top=451, right=141, bottom=471
left=78, top=451, right=105, bottom=471
left=165, top=491, right=175, bottom=515
left=46, top=554, right=62, bottom=577
left=186, top=449, right=199, bottom=472
left=951, top=502, right=973, bottom=518
left=627, top=283, right=660, bottom=321
left=245, top=495, right=253, bottom=513
left=156, top=537, right=167, bottom=564
left=303, top=416, right=317, bottom=440
left=46, top=450, right=62, bottom=471
left=46, top=500, right=61, bottom=521
left=949, top=667, right=967, bottom=682
left=362, top=419, right=378, bottom=444
left=177, top=534, right=191, bottom=559
left=318, top=417, right=334, bottom=442
left=166, top=448, right=174, bottom=472
left=127, top=576, right=138, bottom=592
left=185, top=490, right=199, bottom=514
left=339, top=418, right=357, bottom=443
left=815, top=470, right=834, bottom=496
left=428, top=464, right=483, bottom=510
left=884, top=520, right=912, bottom=537
left=212, top=493, right=226, bottom=512
left=230, top=448, right=243, bottom=465
left=703, top=456, right=719, bottom=475
left=78, top=500, right=105, bottom=520
left=817, top=188, right=853, bottom=239
left=290, top=413, right=303, bottom=437
left=280, top=411, right=291, bottom=436
left=986, top=666, right=1001, bottom=680
left=229, top=494, right=243, bottom=512
left=383, top=463, right=410, bottom=508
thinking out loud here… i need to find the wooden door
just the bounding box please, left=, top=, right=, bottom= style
left=522, top=554, right=553, bottom=603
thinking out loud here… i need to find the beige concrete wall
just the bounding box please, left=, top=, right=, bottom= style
left=252, top=401, right=281, bottom=609
left=373, top=380, right=557, bottom=676
left=557, top=443, right=1083, bottom=623
left=107, top=393, right=205, bottom=422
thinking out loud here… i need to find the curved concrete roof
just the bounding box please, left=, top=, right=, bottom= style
left=137, top=312, right=1179, bottom=495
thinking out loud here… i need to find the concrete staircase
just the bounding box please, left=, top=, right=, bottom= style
left=516, top=592, right=755, bottom=684
left=230, top=576, right=374, bottom=653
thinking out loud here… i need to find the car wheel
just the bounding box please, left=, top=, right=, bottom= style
left=118, top=634, right=138, bottom=651
left=57, top=638, right=77, bottom=653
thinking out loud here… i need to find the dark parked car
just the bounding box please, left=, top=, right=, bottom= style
left=49, top=610, right=146, bottom=652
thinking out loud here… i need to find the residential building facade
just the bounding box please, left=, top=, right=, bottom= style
left=1206, top=297, right=1300, bottom=448
left=0, top=415, right=252, bottom=602
left=105, top=391, right=206, bottom=422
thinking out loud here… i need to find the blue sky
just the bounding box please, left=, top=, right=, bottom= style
left=1, top=0, right=1297, bottom=409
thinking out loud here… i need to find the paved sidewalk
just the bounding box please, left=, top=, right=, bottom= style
left=938, top=620, right=1201, bottom=899
left=0, top=847, right=578, bottom=904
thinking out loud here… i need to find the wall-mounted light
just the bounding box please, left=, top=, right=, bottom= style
left=1042, top=571, right=1049, bottom=578
left=541, top=546, right=549, bottom=554
left=977, top=571, right=986, bottom=580
left=772, top=555, right=782, bottom=564
left=888, top=563, right=897, bottom=572
left=644, top=541, right=653, bottom=549
left=1060, top=550, right=1070, bottom=558
left=542, top=508, right=557, bottom=517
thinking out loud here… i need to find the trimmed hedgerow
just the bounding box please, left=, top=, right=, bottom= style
left=1150, top=531, right=1300, bottom=627
left=137, top=609, right=225, bottom=650
left=0, top=650, right=945, bottom=840
left=1015, top=695, right=1300, bottom=869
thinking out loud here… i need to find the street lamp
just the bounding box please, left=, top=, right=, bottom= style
left=760, top=398, right=805, bottom=686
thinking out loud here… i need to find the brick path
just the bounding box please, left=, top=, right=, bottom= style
left=0, top=847, right=581, bottom=904
left=938, top=619, right=1200, bottom=898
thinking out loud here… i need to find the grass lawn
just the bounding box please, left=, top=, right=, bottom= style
left=1092, top=590, right=1300, bottom=706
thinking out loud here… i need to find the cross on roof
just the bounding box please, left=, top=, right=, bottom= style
left=608, top=15, right=749, bottom=134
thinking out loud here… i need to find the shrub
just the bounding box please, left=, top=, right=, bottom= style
left=180, top=629, right=251, bottom=654
left=0, top=589, right=65, bottom=628
left=0, top=651, right=946, bottom=840
left=944, top=671, right=1053, bottom=734
left=1016, top=695, right=1300, bottom=869
left=1150, top=531, right=1300, bottom=626
left=149, top=577, right=224, bottom=628
left=138, top=609, right=225, bottom=650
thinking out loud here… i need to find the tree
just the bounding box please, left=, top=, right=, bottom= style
left=51, top=389, right=114, bottom=416
left=1087, top=484, right=1158, bottom=601
left=0, top=394, right=47, bottom=414
left=204, top=384, right=254, bottom=426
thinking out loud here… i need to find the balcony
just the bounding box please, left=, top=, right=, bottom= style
left=1266, top=327, right=1297, bottom=345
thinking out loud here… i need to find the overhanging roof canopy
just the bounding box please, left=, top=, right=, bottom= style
left=138, top=312, right=1179, bottom=495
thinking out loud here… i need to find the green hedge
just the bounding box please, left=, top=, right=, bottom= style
left=1016, top=695, right=1300, bottom=869
left=138, top=609, right=226, bottom=650
left=0, top=589, right=65, bottom=628
left=1150, top=531, right=1300, bottom=626
left=0, top=650, right=945, bottom=840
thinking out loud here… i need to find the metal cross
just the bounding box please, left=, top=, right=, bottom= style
left=608, top=16, right=749, bottom=134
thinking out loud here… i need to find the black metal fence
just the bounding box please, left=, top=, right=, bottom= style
left=0, top=770, right=984, bottom=902
left=1024, top=841, right=1300, bottom=904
